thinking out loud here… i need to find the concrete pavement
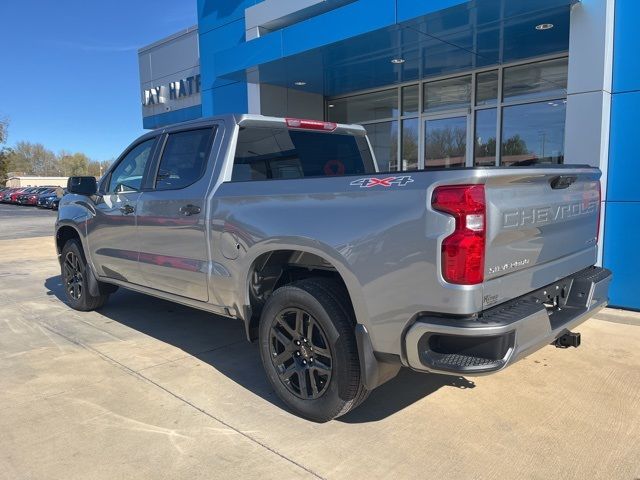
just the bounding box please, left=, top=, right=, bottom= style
left=0, top=226, right=638, bottom=478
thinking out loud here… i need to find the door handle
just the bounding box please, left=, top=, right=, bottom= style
left=119, top=204, right=135, bottom=215
left=179, top=204, right=201, bottom=216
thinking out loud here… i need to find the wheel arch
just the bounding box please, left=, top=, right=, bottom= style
left=239, top=241, right=368, bottom=343
left=55, top=224, right=84, bottom=257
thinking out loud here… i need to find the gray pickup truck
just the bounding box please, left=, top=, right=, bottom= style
left=56, top=114, right=611, bottom=422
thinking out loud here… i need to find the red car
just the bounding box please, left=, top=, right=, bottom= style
left=22, top=187, right=56, bottom=205
left=7, top=187, right=31, bottom=204
left=15, top=187, right=45, bottom=205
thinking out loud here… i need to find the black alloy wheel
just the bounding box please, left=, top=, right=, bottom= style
left=258, top=278, right=369, bottom=422
left=63, top=250, right=84, bottom=300
left=60, top=239, right=109, bottom=311
left=268, top=307, right=333, bottom=400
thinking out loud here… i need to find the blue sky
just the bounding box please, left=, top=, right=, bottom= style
left=0, top=0, right=197, bottom=161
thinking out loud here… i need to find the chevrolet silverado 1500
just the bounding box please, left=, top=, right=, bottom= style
left=55, top=114, right=611, bottom=421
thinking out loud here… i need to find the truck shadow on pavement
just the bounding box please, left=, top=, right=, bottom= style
left=45, top=275, right=475, bottom=423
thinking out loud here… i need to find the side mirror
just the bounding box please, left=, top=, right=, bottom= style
left=67, top=176, right=97, bottom=196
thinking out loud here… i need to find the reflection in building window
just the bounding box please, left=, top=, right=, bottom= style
left=425, top=116, right=467, bottom=168
left=503, top=58, right=568, bottom=102
left=328, top=89, right=398, bottom=124
left=501, top=100, right=566, bottom=166
left=424, top=76, right=471, bottom=113
left=474, top=108, right=497, bottom=166
left=476, top=71, right=499, bottom=106
left=402, top=118, right=419, bottom=170
left=367, top=121, right=398, bottom=172
left=402, top=85, right=420, bottom=116
left=327, top=56, right=569, bottom=169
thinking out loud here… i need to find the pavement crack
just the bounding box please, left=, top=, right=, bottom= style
left=36, top=322, right=325, bottom=480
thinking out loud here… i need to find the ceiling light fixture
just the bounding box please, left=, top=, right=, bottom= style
left=328, top=104, right=335, bottom=108
left=391, top=58, right=405, bottom=64
left=294, top=81, right=307, bottom=86
left=535, top=23, right=554, bottom=31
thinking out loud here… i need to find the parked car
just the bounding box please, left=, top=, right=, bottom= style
left=51, top=197, right=61, bottom=210
left=16, top=188, right=39, bottom=205
left=1, top=189, right=11, bottom=203
left=2, top=187, right=19, bottom=203
left=17, top=187, right=55, bottom=206
left=55, top=115, right=611, bottom=422
left=38, top=189, right=65, bottom=209
left=37, top=191, right=55, bottom=208
left=8, top=187, right=34, bottom=204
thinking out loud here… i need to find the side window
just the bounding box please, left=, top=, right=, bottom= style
left=155, top=128, right=215, bottom=190
left=108, top=139, right=155, bottom=193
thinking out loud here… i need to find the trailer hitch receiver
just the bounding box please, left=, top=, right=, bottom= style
left=554, top=331, right=581, bottom=348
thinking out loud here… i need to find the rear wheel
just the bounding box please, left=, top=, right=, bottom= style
left=259, top=278, right=367, bottom=422
left=60, top=239, right=109, bottom=311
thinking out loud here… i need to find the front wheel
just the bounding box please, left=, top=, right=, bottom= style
left=60, top=239, right=109, bottom=311
left=258, top=278, right=367, bottom=422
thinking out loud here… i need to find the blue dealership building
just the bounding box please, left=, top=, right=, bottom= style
left=138, top=0, right=639, bottom=310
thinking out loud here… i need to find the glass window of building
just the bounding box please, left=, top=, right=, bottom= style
left=328, top=89, right=398, bottom=124
left=503, top=58, right=568, bottom=102
left=476, top=71, right=499, bottom=106
left=402, top=85, right=419, bottom=116
left=474, top=109, right=497, bottom=166
left=424, top=116, right=467, bottom=168
left=423, top=76, right=471, bottom=113
left=367, top=121, right=398, bottom=172
left=327, top=56, right=568, bottom=171
left=501, top=100, right=566, bottom=166
left=401, top=118, right=419, bottom=170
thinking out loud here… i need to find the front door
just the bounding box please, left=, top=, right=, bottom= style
left=136, top=126, right=217, bottom=301
left=87, top=138, right=157, bottom=285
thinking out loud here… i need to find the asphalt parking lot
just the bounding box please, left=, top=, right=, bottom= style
left=0, top=203, right=57, bottom=240
left=0, top=204, right=638, bottom=480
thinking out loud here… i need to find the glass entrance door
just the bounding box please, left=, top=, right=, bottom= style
left=424, top=116, right=468, bottom=169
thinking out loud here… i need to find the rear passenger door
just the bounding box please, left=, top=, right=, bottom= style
left=135, top=126, right=218, bottom=301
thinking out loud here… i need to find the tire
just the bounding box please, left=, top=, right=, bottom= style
left=258, top=278, right=368, bottom=422
left=60, top=239, right=109, bottom=311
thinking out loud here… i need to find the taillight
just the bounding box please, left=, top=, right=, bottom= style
left=286, top=118, right=337, bottom=132
left=432, top=184, right=486, bottom=285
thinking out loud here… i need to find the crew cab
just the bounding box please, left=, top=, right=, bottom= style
left=55, top=114, right=611, bottom=421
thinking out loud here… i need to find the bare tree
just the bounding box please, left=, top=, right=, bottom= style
left=7, top=141, right=58, bottom=175
left=0, top=118, right=11, bottom=184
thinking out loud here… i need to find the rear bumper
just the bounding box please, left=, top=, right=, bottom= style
left=404, top=267, right=612, bottom=375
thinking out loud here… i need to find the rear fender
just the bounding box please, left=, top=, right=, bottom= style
left=239, top=237, right=368, bottom=328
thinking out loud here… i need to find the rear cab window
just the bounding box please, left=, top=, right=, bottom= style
left=231, top=127, right=375, bottom=181
left=155, top=127, right=215, bottom=190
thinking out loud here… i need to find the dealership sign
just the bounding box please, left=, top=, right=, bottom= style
left=143, top=74, right=201, bottom=106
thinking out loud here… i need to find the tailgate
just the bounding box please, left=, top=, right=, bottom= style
left=482, top=167, right=600, bottom=305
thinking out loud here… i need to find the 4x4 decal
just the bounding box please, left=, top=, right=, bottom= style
left=350, top=176, right=414, bottom=188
